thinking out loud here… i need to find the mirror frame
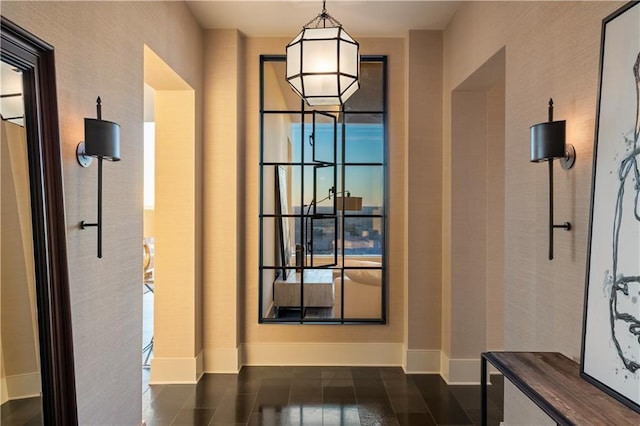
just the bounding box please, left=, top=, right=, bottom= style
left=1, top=16, right=77, bottom=424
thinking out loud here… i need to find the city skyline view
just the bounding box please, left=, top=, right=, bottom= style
left=289, top=122, right=385, bottom=208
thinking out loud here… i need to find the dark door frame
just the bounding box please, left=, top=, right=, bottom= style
left=1, top=16, right=77, bottom=425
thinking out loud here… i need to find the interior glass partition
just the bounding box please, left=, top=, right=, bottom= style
left=259, top=56, right=387, bottom=323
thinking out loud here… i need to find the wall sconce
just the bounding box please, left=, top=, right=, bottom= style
left=530, top=98, right=576, bottom=260
left=76, top=97, right=120, bottom=258
left=286, top=0, right=360, bottom=106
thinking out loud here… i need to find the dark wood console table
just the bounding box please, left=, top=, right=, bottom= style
left=481, top=352, right=639, bottom=426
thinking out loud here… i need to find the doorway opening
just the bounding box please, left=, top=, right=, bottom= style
left=447, top=47, right=505, bottom=382
left=142, top=83, right=156, bottom=388
left=142, top=45, right=197, bottom=392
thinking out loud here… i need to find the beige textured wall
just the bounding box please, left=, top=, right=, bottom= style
left=236, top=37, right=405, bottom=346
left=446, top=48, right=505, bottom=369
left=2, top=2, right=203, bottom=423
left=153, top=88, right=198, bottom=378
left=443, top=1, right=623, bottom=422
left=2, top=0, right=621, bottom=421
left=451, top=90, right=489, bottom=360
left=486, top=81, right=505, bottom=351
left=406, top=31, right=443, bottom=354
left=200, top=32, right=442, bottom=369
left=202, top=29, right=243, bottom=371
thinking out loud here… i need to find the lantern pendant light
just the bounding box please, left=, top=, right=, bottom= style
left=286, top=0, right=360, bottom=106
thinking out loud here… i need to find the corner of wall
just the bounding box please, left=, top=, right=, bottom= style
left=445, top=358, right=482, bottom=385
left=440, top=351, right=450, bottom=383
left=204, top=347, right=241, bottom=373
left=149, top=350, right=204, bottom=384
left=403, top=349, right=441, bottom=374
left=0, top=376, right=8, bottom=405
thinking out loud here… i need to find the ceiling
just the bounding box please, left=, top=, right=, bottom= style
left=186, top=1, right=460, bottom=37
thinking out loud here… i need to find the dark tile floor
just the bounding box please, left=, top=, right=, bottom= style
left=143, top=366, right=504, bottom=426
left=0, top=366, right=503, bottom=425
left=0, top=396, right=42, bottom=426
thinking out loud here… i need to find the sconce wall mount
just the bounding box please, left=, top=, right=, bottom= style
left=76, top=97, right=120, bottom=258
left=530, top=98, right=575, bottom=260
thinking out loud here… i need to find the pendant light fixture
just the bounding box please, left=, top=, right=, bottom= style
left=286, top=0, right=360, bottom=106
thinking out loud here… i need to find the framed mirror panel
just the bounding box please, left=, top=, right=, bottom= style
left=1, top=16, right=77, bottom=425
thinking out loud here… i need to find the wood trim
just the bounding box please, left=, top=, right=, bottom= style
left=481, top=352, right=639, bottom=426
left=1, top=16, right=78, bottom=425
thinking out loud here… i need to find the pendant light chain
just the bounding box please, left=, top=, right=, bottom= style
left=303, top=0, right=343, bottom=29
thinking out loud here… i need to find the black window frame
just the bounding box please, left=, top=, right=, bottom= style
left=258, top=55, right=388, bottom=324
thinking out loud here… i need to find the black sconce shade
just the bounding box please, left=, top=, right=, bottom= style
left=84, top=118, right=120, bottom=161
left=530, top=120, right=566, bottom=162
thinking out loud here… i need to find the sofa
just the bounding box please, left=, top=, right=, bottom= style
left=333, top=259, right=382, bottom=319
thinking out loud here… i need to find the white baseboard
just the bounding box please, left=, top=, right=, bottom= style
left=149, top=345, right=499, bottom=387
left=2, top=372, right=41, bottom=401
left=203, top=347, right=241, bottom=373
left=149, top=350, right=204, bottom=384
left=403, top=349, right=441, bottom=373
left=207, top=344, right=428, bottom=371
left=241, top=342, right=403, bottom=366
